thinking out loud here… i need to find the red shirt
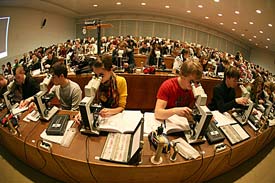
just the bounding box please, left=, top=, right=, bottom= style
left=157, top=78, right=195, bottom=109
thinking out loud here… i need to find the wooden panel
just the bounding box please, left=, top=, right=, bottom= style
left=0, top=108, right=274, bottom=183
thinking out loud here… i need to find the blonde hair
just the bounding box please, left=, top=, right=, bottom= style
left=179, top=60, right=203, bottom=80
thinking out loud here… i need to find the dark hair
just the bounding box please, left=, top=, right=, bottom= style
left=224, top=66, right=240, bottom=80
left=93, top=55, right=113, bottom=71
left=51, top=63, right=68, bottom=78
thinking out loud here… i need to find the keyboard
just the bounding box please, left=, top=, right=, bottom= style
left=220, top=124, right=250, bottom=145
left=205, top=122, right=225, bottom=144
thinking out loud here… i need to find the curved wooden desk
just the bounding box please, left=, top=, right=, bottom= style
left=34, top=73, right=238, bottom=111
left=0, top=109, right=274, bottom=183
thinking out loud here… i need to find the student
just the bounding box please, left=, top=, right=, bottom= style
left=154, top=59, right=203, bottom=121
left=49, top=62, right=82, bottom=111
left=14, top=66, right=40, bottom=106
left=0, top=74, right=8, bottom=99
left=208, top=66, right=248, bottom=113
left=172, top=48, right=190, bottom=74
left=74, top=55, right=127, bottom=123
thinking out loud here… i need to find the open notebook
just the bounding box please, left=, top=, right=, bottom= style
left=144, top=112, right=190, bottom=134
left=98, top=110, right=143, bottom=133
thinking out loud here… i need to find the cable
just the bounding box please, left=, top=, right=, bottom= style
left=85, top=136, right=98, bottom=183
left=23, top=121, right=40, bottom=162
left=181, top=144, right=204, bottom=182
left=196, top=145, right=218, bottom=182
left=35, top=139, right=47, bottom=171
left=49, top=146, right=80, bottom=183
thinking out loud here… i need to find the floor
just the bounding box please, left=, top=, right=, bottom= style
left=0, top=140, right=274, bottom=183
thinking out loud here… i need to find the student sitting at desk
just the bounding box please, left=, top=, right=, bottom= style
left=14, top=66, right=40, bottom=107
left=74, top=55, right=128, bottom=123
left=49, top=62, right=82, bottom=111
left=0, top=74, right=8, bottom=99
left=154, top=59, right=202, bottom=121
left=208, top=66, right=248, bottom=113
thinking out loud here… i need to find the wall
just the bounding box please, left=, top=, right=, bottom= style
left=0, top=7, right=76, bottom=65
left=250, top=48, right=275, bottom=74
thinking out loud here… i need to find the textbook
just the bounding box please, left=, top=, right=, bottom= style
left=144, top=112, right=190, bottom=134
left=98, top=110, right=143, bottom=133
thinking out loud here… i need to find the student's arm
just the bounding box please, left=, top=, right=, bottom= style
left=154, top=99, right=192, bottom=121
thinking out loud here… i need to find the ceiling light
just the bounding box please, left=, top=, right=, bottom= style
left=93, top=4, right=98, bottom=7
left=214, top=0, right=220, bottom=2
left=259, top=30, right=263, bottom=34
left=116, top=2, right=121, bottom=5
left=265, top=46, right=269, bottom=48
left=220, top=22, right=224, bottom=25
left=141, top=3, right=146, bottom=6
left=256, top=9, right=262, bottom=14
left=233, top=21, right=237, bottom=25
left=249, top=21, right=254, bottom=25
left=268, top=23, right=272, bottom=27
left=165, top=5, right=170, bottom=8
left=232, top=28, right=236, bottom=31
left=218, top=13, right=223, bottom=17
left=255, top=43, right=258, bottom=46
left=186, top=10, right=191, bottom=13
left=241, top=34, right=245, bottom=37
left=198, top=5, right=203, bottom=8
left=267, top=38, right=270, bottom=41
left=253, top=35, right=257, bottom=38
left=205, top=16, right=209, bottom=19
left=235, top=11, right=240, bottom=14
left=249, top=39, right=252, bottom=41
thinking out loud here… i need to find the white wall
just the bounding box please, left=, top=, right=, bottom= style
left=250, top=48, right=275, bottom=74
left=0, top=7, right=76, bottom=64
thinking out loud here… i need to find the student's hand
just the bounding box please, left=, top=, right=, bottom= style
left=99, top=108, right=112, bottom=118
left=19, top=98, right=31, bottom=108
left=28, top=102, right=36, bottom=112
left=235, top=97, right=248, bottom=105
left=73, top=112, right=81, bottom=125
left=173, top=107, right=193, bottom=119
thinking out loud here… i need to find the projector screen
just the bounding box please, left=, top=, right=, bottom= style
left=0, top=17, right=10, bottom=59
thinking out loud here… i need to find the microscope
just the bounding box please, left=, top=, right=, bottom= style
left=184, top=82, right=213, bottom=144
left=155, top=50, right=161, bottom=69
left=115, top=49, right=125, bottom=73
left=79, top=74, right=102, bottom=135
left=3, top=80, right=17, bottom=111
left=33, top=74, right=59, bottom=121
